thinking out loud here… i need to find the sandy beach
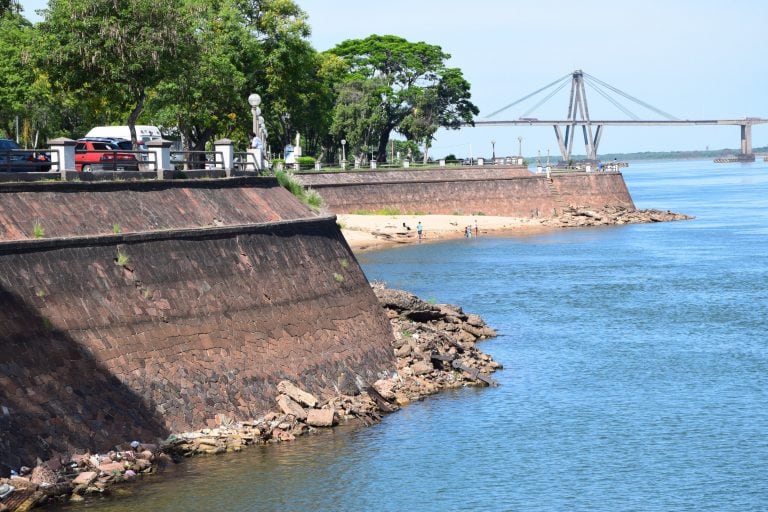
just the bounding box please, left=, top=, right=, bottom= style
left=337, top=213, right=552, bottom=252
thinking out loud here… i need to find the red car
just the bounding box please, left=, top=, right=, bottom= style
left=75, top=139, right=138, bottom=172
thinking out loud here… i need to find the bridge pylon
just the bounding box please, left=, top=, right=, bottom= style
left=553, top=70, right=601, bottom=162
left=475, top=70, right=768, bottom=162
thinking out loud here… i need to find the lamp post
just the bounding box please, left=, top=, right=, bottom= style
left=247, top=94, right=261, bottom=135
left=518, top=136, right=523, bottom=158
left=491, top=140, right=496, bottom=162
left=341, top=139, right=346, bottom=169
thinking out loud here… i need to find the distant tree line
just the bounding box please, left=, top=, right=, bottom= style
left=0, top=1, right=478, bottom=163
left=593, top=146, right=768, bottom=162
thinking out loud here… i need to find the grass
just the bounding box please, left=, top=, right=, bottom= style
left=275, top=169, right=324, bottom=210
left=42, top=316, right=54, bottom=332
left=116, top=249, right=130, bottom=267
left=112, top=223, right=122, bottom=234
left=333, top=272, right=344, bottom=283
left=32, top=221, right=44, bottom=239
left=351, top=207, right=402, bottom=215
left=306, top=189, right=323, bottom=208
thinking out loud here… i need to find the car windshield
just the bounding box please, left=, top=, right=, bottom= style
left=0, top=139, right=20, bottom=150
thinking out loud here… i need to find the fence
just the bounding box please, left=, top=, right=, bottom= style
left=0, top=139, right=268, bottom=183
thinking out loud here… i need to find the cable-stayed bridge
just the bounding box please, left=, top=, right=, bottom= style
left=474, top=70, right=768, bottom=162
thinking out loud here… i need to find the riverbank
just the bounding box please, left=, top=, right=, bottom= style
left=338, top=206, right=694, bottom=252
left=0, top=285, right=500, bottom=511
left=337, top=213, right=550, bottom=251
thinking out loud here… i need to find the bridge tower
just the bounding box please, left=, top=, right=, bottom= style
left=741, top=123, right=753, bottom=156
left=553, top=70, right=603, bottom=162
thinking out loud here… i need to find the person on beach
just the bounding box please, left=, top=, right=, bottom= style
left=465, top=225, right=472, bottom=238
left=474, top=219, right=479, bottom=236
left=417, top=221, right=423, bottom=241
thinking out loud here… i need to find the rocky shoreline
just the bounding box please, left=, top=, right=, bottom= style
left=543, top=205, right=694, bottom=228
left=0, top=285, right=500, bottom=511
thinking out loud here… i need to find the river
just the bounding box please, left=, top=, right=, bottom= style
left=55, top=159, right=768, bottom=511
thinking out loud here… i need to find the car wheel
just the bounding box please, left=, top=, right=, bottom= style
left=82, top=164, right=93, bottom=172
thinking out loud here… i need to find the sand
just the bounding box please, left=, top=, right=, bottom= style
left=337, top=213, right=553, bottom=252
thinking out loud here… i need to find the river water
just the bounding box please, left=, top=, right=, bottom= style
left=57, top=159, right=768, bottom=511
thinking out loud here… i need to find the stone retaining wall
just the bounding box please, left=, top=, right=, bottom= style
left=0, top=179, right=396, bottom=473
left=296, top=167, right=635, bottom=217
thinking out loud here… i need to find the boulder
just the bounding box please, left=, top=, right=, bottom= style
left=372, top=378, right=397, bottom=401
left=29, top=466, right=57, bottom=486
left=97, top=462, right=124, bottom=475
left=71, top=471, right=97, bottom=487
left=306, top=409, right=335, bottom=428
left=394, top=344, right=411, bottom=357
left=277, top=381, right=318, bottom=408
left=276, top=395, right=307, bottom=420
left=411, top=360, right=433, bottom=376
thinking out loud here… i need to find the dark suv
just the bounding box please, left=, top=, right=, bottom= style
left=0, top=138, right=51, bottom=172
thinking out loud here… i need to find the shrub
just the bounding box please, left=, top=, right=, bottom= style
left=275, top=169, right=324, bottom=210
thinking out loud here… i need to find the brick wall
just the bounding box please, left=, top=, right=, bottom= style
left=0, top=179, right=395, bottom=472
left=296, top=168, right=634, bottom=217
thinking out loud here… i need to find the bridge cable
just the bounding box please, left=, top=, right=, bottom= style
left=583, top=73, right=679, bottom=120
left=584, top=78, right=641, bottom=120
left=519, top=80, right=571, bottom=119
left=484, top=73, right=572, bottom=119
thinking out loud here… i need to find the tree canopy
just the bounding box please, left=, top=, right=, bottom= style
left=38, top=0, right=195, bottom=147
left=2, top=5, right=478, bottom=162
left=326, top=35, right=478, bottom=162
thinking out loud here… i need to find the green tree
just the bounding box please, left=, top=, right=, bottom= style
left=0, top=11, right=36, bottom=140
left=0, top=1, right=17, bottom=16
left=38, top=0, right=195, bottom=147
left=329, top=77, right=388, bottom=164
left=326, top=35, right=478, bottom=162
left=242, top=0, right=330, bottom=157
left=146, top=0, right=254, bottom=155
left=145, top=0, right=328, bottom=159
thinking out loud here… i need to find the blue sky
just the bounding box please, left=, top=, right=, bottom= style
left=20, top=0, right=768, bottom=159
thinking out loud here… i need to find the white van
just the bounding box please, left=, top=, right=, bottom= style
left=85, top=125, right=162, bottom=144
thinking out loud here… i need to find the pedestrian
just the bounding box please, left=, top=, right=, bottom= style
left=417, top=221, right=423, bottom=241
left=474, top=219, right=479, bottom=236
left=249, top=131, right=262, bottom=150
left=465, top=225, right=472, bottom=238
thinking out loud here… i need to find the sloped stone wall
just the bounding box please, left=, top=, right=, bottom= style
left=296, top=168, right=634, bottom=217
left=0, top=179, right=396, bottom=473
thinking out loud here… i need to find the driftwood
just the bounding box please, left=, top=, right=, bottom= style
left=451, top=360, right=498, bottom=387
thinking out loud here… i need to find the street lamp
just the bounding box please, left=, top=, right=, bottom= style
left=491, top=140, right=496, bottom=162
left=247, top=93, right=261, bottom=135
left=518, top=136, right=523, bottom=158
left=341, top=139, right=346, bottom=168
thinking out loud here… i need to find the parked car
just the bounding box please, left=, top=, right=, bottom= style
left=78, top=136, right=134, bottom=150
left=0, top=138, right=51, bottom=172
left=75, top=139, right=139, bottom=172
